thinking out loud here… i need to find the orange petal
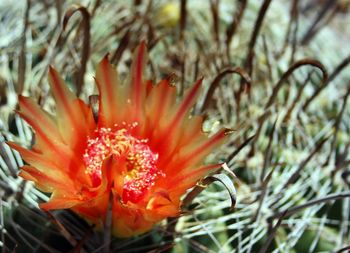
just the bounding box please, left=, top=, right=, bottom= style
left=40, top=193, right=83, bottom=210
left=111, top=198, right=154, bottom=238
left=8, top=142, right=68, bottom=172
left=71, top=196, right=108, bottom=227
left=95, top=56, right=126, bottom=127
left=181, top=115, right=204, bottom=137
left=153, top=79, right=203, bottom=155
left=17, top=96, right=65, bottom=151
left=144, top=79, right=153, bottom=96
left=163, top=128, right=228, bottom=172
left=9, top=141, right=92, bottom=188
left=76, top=99, right=96, bottom=132
left=19, top=165, right=75, bottom=193
left=183, top=128, right=228, bottom=161
left=173, top=115, right=205, bottom=151
left=164, top=163, right=221, bottom=191
left=110, top=157, right=127, bottom=198
left=144, top=79, right=177, bottom=139
left=130, top=41, right=147, bottom=122
left=48, top=66, right=93, bottom=146
left=146, top=191, right=179, bottom=217
left=169, top=78, right=203, bottom=129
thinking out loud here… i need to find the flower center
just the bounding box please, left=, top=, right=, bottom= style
left=83, top=126, right=163, bottom=203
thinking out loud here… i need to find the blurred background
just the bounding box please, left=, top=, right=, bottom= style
left=1, top=0, right=350, bottom=252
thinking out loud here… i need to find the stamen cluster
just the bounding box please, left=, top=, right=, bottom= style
left=83, top=127, right=163, bottom=203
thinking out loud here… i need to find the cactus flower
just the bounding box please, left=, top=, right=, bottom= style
left=9, top=43, right=228, bottom=237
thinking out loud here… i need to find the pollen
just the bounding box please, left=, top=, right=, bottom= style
left=83, top=126, right=164, bottom=203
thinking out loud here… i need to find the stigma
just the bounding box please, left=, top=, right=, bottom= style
left=83, top=126, right=164, bottom=203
